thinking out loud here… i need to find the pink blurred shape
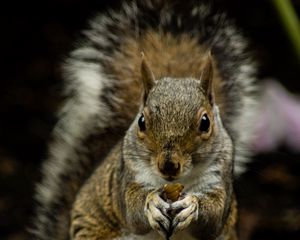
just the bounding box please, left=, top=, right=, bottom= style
left=253, top=80, right=300, bottom=152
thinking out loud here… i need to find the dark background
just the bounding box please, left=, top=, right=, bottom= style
left=1, top=0, right=300, bottom=239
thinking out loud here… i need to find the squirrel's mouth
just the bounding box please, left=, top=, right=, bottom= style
left=165, top=176, right=175, bottom=182
left=160, top=174, right=180, bottom=182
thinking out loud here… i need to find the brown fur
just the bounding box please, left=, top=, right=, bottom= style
left=106, top=31, right=224, bottom=121
left=70, top=144, right=124, bottom=239
left=71, top=30, right=237, bottom=240
left=222, top=197, right=238, bottom=240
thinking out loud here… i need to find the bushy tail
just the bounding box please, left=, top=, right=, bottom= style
left=31, top=60, right=131, bottom=239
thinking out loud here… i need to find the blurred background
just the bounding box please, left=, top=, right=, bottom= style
left=0, top=0, right=300, bottom=239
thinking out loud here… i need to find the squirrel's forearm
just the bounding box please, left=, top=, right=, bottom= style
left=70, top=185, right=122, bottom=240
left=70, top=154, right=124, bottom=240
left=123, top=182, right=152, bottom=234
left=191, top=187, right=232, bottom=240
left=70, top=199, right=121, bottom=240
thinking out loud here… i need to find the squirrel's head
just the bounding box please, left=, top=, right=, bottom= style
left=134, top=52, right=221, bottom=181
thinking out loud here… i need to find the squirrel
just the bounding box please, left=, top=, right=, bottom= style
left=32, top=1, right=258, bottom=240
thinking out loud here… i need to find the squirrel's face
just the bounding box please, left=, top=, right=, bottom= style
left=136, top=78, right=216, bottom=181
left=135, top=52, right=217, bottom=181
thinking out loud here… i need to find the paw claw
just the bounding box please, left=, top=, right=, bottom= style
left=145, top=190, right=171, bottom=237
left=170, top=195, right=199, bottom=234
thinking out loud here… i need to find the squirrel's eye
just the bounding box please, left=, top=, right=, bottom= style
left=138, top=114, right=146, bottom=131
left=199, top=113, right=210, bottom=132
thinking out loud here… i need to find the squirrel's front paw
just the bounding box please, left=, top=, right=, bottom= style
left=171, top=194, right=199, bottom=234
left=144, top=190, right=171, bottom=237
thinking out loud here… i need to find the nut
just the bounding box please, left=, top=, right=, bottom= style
left=163, top=183, right=184, bottom=202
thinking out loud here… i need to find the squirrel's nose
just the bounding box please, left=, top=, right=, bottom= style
left=159, top=161, right=180, bottom=177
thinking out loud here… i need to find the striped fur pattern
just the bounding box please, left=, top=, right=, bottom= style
left=32, top=1, right=258, bottom=239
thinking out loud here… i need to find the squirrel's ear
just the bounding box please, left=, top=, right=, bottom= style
left=141, top=52, right=155, bottom=103
left=199, top=51, right=214, bottom=105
